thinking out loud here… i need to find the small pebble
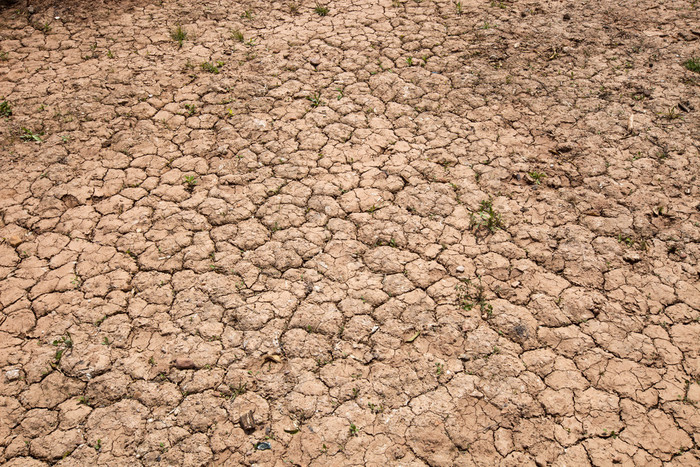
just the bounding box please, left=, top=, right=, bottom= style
left=309, top=56, right=321, bottom=67
left=27, top=5, right=35, bottom=14
left=456, top=265, right=465, bottom=273
left=623, top=251, right=641, bottom=263
left=5, top=369, right=21, bottom=381
left=173, top=357, right=197, bottom=369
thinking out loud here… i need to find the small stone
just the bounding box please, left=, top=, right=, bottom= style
left=255, top=441, right=271, bottom=451
left=563, top=13, right=570, bottom=21
left=5, top=369, right=21, bottom=381
left=623, top=251, right=641, bottom=263
left=309, top=56, right=321, bottom=67
left=61, top=194, right=80, bottom=209
left=7, top=235, right=22, bottom=247
left=456, top=265, right=465, bottom=273
left=240, top=410, right=256, bottom=431
left=27, top=5, right=35, bottom=14
left=172, top=357, right=197, bottom=370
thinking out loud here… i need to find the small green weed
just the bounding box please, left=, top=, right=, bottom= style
left=455, top=1, right=463, bottom=14
left=184, top=103, right=196, bottom=116
left=229, top=382, right=248, bottom=400
left=201, top=61, right=222, bottom=74
left=617, top=234, right=635, bottom=247
left=32, top=22, right=51, bottom=33
left=435, top=362, right=443, bottom=376
left=368, top=402, right=384, bottom=413
left=470, top=198, right=503, bottom=233
left=456, top=278, right=493, bottom=317
left=349, top=423, right=359, bottom=436
left=232, top=29, right=244, bottom=42
left=406, top=56, right=413, bottom=66
left=171, top=24, right=187, bottom=47
left=682, top=57, right=700, bottom=73
left=307, top=92, right=324, bottom=108
left=52, top=334, right=73, bottom=366
left=315, top=3, right=329, bottom=15
left=242, top=9, right=254, bottom=19
left=0, top=100, right=11, bottom=117
left=662, top=106, right=681, bottom=120
left=183, top=175, right=198, bottom=190
left=528, top=171, right=547, bottom=185
left=20, top=127, right=43, bottom=142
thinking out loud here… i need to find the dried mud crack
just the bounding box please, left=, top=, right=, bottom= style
left=0, top=0, right=699, bottom=465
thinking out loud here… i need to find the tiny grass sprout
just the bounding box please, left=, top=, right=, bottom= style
left=528, top=171, right=547, bottom=185
left=171, top=24, right=187, bottom=47
left=201, top=61, right=221, bottom=74
left=20, top=127, right=43, bottom=142
left=307, top=92, right=324, bottom=108
left=232, top=29, right=244, bottom=42
left=229, top=382, right=248, bottom=400
left=315, top=3, right=329, bottom=16
left=662, top=106, right=681, bottom=120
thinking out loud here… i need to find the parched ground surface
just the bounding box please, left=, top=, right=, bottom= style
left=0, top=0, right=699, bottom=465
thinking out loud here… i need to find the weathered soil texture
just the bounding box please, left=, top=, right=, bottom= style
left=1, top=0, right=699, bottom=465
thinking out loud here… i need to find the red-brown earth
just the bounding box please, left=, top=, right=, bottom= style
left=0, top=0, right=699, bottom=465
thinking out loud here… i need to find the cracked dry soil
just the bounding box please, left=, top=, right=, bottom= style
left=1, top=0, right=699, bottom=465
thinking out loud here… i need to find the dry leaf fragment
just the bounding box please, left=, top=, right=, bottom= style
left=405, top=331, right=420, bottom=343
